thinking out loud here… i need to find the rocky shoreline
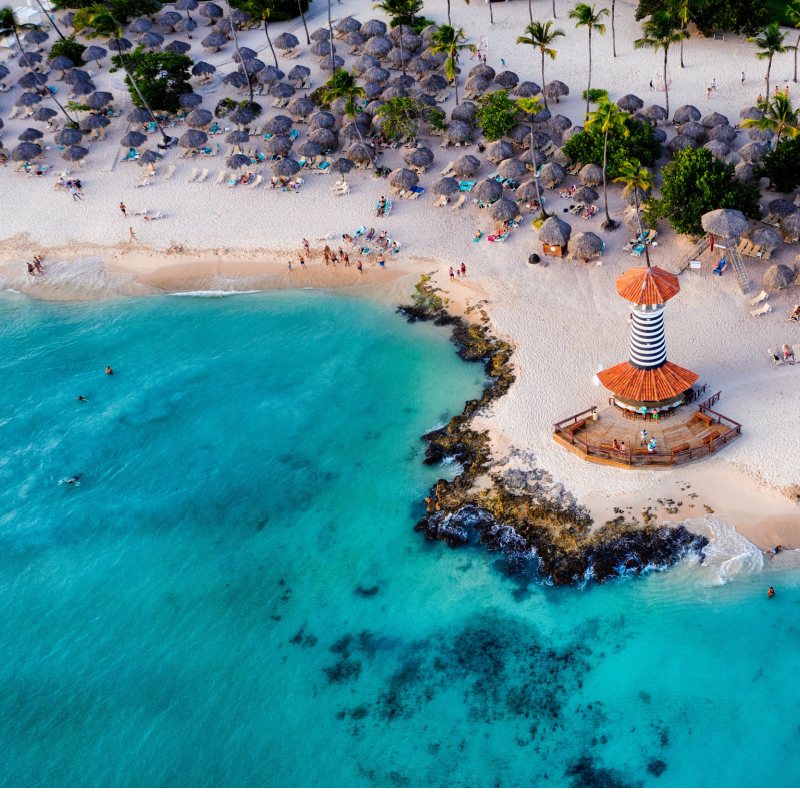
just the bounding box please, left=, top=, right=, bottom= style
left=399, top=277, right=709, bottom=585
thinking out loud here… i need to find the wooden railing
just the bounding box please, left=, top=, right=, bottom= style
left=699, top=390, right=721, bottom=410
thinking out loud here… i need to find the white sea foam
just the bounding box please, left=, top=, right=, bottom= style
left=686, top=515, right=764, bottom=585
left=170, top=290, right=265, bottom=297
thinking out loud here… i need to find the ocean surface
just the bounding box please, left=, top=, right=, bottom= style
left=1, top=288, right=799, bottom=788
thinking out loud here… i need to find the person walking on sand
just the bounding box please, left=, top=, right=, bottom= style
left=323, top=250, right=330, bottom=265
left=461, top=263, right=466, bottom=277
left=379, top=258, right=386, bottom=270
left=119, top=202, right=127, bottom=218
left=741, top=71, right=745, bottom=85
left=287, top=261, right=293, bottom=272
left=128, top=227, right=136, bottom=242
left=707, top=86, right=711, bottom=99
left=302, top=238, right=310, bottom=257
left=343, top=253, right=350, bottom=267
left=299, top=256, right=306, bottom=269
left=711, top=78, right=716, bottom=91
left=70, top=185, right=82, bottom=201
left=640, top=429, right=648, bottom=446
left=449, top=265, right=455, bottom=281
left=356, top=260, right=363, bottom=274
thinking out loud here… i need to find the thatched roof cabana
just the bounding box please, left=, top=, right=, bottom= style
left=769, top=198, right=798, bottom=217
left=703, top=139, right=730, bottom=160
left=763, top=263, right=796, bottom=290
left=540, top=162, right=566, bottom=188
left=738, top=142, right=767, bottom=164
left=707, top=124, right=737, bottom=144
left=666, top=134, right=698, bottom=155
left=617, top=94, right=643, bottom=112
left=701, top=208, right=747, bottom=238
left=431, top=176, right=461, bottom=196
left=642, top=104, right=667, bottom=123
left=272, top=158, right=301, bottom=177
left=702, top=111, right=729, bottom=128
left=538, top=216, right=572, bottom=246
left=474, top=179, right=502, bottom=204
left=673, top=105, right=700, bottom=124
left=445, top=120, right=472, bottom=143
left=734, top=162, right=758, bottom=183
left=779, top=212, right=800, bottom=243
left=544, top=80, right=569, bottom=100
left=490, top=199, right=520, bottom=222
left=453, top=154, right=480, bottom=176
left=514, top=81, right=541, bottom=98
left=497, top=158, right=527, bottom=181
left=568, top=231, right=604, bottom=260
left=579, top=163, right=603, bottom=187
left=388, top=167, right=419, bottom=190
left=573, top=185, right=599, bottom=204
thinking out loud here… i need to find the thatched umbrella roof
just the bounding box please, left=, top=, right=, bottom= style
left=568, top=231, right=603, bottom=260
left=234, top=47, right=259, bottom=62
left=201, top=32, right=227, bottom=49
left=701, top=208, right=747, bottom=238
left=265, top=114, right=292, bottom=135
left=363, top=35, right=392, bottom=57
left=740, top=106, right=763, bottom=121
left=451, top=102, right=477, bottom=123
left=310, top=26, right=331, bottom=42
left=108, top=37, right=133, bottom=53
left=361, top=19, right=387, bottom=37
left=363, top=66, right=390, bottom=85
left=178, top=92, right=202, bottom=109
left=309, top=110, right=337, bottom=130
left=381, top=85, right=406, bottom=102
left=487, top=140, right=513, bottom=161
left=552, top=147, right=572, bottom=166
left=469, top=63, right=495, bottom=81
left=50, top=56, right=74, bottom=72
left=24, top=29, right=48, bottom=45
left=403, top=146, right=434, bottom=167
left=738, top=141, right=767, bottom=164
left=82, top=114, right=109, bottom=131
left=624, top=185, right=651, bottom=207
left=18, top=50, right=42, bottom=66
left=18, top=92, right=42, bottom=107
left=223, top=71, right=249, bottom=89
left=296, top=140, right=323, bottom=158
left=336, top=16, right=362, bottom=34
left=199, top=1, right=223, bottom=19
left=264, top=134, right=293, bottom=154
left=514, top=81, right=542, bottom=98
left=129, top=18, right=152, bottom=33
left=548, top=114, right=572, bottom=135
left=474, top=179, right=502, bottom=203
left=495, top=70, right=519, bottom=89
left=331, top=157, right=356, bottom=175
left=344, top=30, right=366, bottom=46
left=445, top=120, right=472, bottom=143
left=225, top=130, right=249, bottom=144
left=175, top=0, right=198, bottom=10
left=453, top=154, right=480, bottom=176
left=763, top=263, right=796, bottom=290
left=562, top=125, right=584, bottom=143
left=515, top=180, right=543, bottom=202
left=179, top=128, right=208, bottom=148
left=128, top=107, right=154, bottom=123
left=769, top=198, right=798, bottom=217
left=703, top=139, right=730, bottom=160
left=734, top=162, right=758, bottom=184
left=703, top=111, right=729, bottom=128
left=617, top=94, right=643, bottom=112
left=642, top=104, right=667, bottom=123
left=506, top=124, right=531, bottom=145
left=544, top=80, right=569, bottom=99
left=138, top=31, right=164, bottom=49
left=191, top=61, right=216, bottom=76
left=420, top=23, right=438, bottom=41
left=490, top=199, right=520, bottom=221
left=186, top=108, right=213, bottom=127
left=361, top=81, right=382, bottom=100
left=497, top=157, right=527, bottom=181
left=677, top=120, right=706, bottom=141
left=228, top=153, right=251, bottom=170
left=63, top=68, right=90, bottom=85
left=346, top=142, right=375, bottom=164
left=407, top=57, right=433, bottom=77
left=288, top=97, right=315, bottom=117
left=55, top=128, right=82, bottom=146
left=431, top=176, right=461, bottom=196
left=19, top=70, right=49, bottom=90
left=573, top=185, right=599, bottom=204
left=258, top=66, right=285, bottom=86
left=538, top=215, right=572, bottom=246
left=229, top=107, right=256, bottom=126
left=239, top=58, right=266, bottom=76
left=624, top=206, right=646, bottom=231
left=748, top=126, right=774, bottom=143
left=17, top=127, right=43, bottom=142
left=288, top=65, right=311, bottom=82
left=397, top=33, right=422, bottom=52
left=274, top=32, right=299, bottom=50
left=365, top=99, right=386, bottom=115
left=707, top=124, right=737, bottom=144
left=174, top=18, right=197, bottom=35
left=121, top=130, right=147, bottom=147
left=310, top=40, right=335, bottom=56
left=421, top=73, right=447, bottom=94
left=779, top=212, right=800, bottom=242
left=388, top=167, right=419, bottom=190
left=320, top=54, right=345, bottom=71
left=353, top=54, right=380, bottom=75
left=519, top=148, right=546, bottom=168
left=32, top=107, right=57, bottom=122
left=666, top=134, right=698, bottom=155
left=747, top=225, right=781, bottom=248
left=579, top=163, right=603, bottom=187
left=651, top=127, right=667, bottom=143
left=271, top=158, right=301, bottom=177
left=673, top=104, right=700, bottom=124
left=61, top=145, right=89, bottom=161
left=139, top=149, right=163, bottom=165
left=11, top=142, right=41, bottom=161
left=270, top=82, right=295, bottom=99
left=465, top=75, right=489, bottom=94
left=165, top=40, right=191, bottom=55
left=390, top=74, right=415, bottom=93
left=340, top=121, right=370, bottom=141
left=530, top=107, right=552, bottom=124
left=540, top=162, right=566, bottom=188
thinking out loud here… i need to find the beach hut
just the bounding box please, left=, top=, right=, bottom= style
left=707, top=124, right=737, bottom=145
left=544, top=80, right=569, bottom=103
left=579, top=163, right=603, bottom=187
left=121, top=131, right=147, bottom=148
left=431, top=176, right=461, bottom=197
left=672, top=105, right=700, bottom=124
left=703, top=140, right=730, bottom=160
left=272, top=158, right=301, bottom=177
left=568, top=231, right=604, bottom=260
left=597, top=266, right=698, bottom=412
left=538, top=216, right=571, bottom=256
left=779, top=212, right=800, bottom=243
left=540, top=162, right=566, bottom=188
left=497, top=158, right=526, bottom=181
left=274, top=33, right=299, bottom=51
left=264, top=135, right=293, bottom=155
left=617, top=94, right=643, bottom=112
left=666, top=135, right=698, bottom=155
left=445, top=120, right=472, bottom=144
left=734, top=162, right=758, bottom=184
left=562, top=125, right=583, bottom=143
left=453, top=154, right=480, bottom=177
left=769, top=198, right=798, bottom=217
left=738, top=142, right=767, bottom=164
left=573, top=185, right=600, bottom=205
left=677, top=121, right=706, bottom=142
left=702, top=111, right=729, bottom=128
left=701, top=208, right=748, bottom=239
left=474, top=179, right=502, bottom=204
left=490, top=199, right=520, bottom=222
left=451, top=102, right=477, bottom=124
left=763, top=263, right=796, bottom=290
left=487, top=140, right=513, bottom=162
left=186, top=108, right=213, bottom=128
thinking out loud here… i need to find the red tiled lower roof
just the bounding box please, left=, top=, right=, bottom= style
left=597, top=361, right=699, bottom=402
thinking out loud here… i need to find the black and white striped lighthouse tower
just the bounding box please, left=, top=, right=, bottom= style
left=628, top=301, right=668, bottom=370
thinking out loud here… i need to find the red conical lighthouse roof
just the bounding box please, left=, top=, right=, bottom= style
left=616, top=266, right=680, bottom=305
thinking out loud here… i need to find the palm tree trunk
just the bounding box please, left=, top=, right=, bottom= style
left=530, top=112, right=546, bottom=218
left=15, top=31, right=77, bottom=125
left=635, top=203, right=651, bottom=267
left=264, top=19, right=278, bottom=68
left=541, top=50, right=548, bottom=110
left=116, top=35, right=170, bottom=145
left=552, top=0, right=556, bottom=18
left=226, top=0, right=253, bottom=105
left=34, top=0, right=66, bottom=40
left=795, top=33, right=799, bottom=82
left=528, top=0, right=533, bottom=23
left=452, top=51, right=459, bottom=105
left=353, top=111, right=375, bottom=169
left=663, top=47, right=669, bottom=118
left=767, top=53, right=773, bottom=98
left=489, top=0, right=494, bottom=25
left=447, top=0, right=451, bottom=25
left=586, top=29, right=592, bottom=119
left=327, top=0, right=335, bottom=74
left=400, top=38, right=406, bottom=77
left=298, top=0, right=310, bottom=44
left=602, top=128, right=612, bottom=228
left=611, top=0, right=616, bottom=58
left=680, top=20, right=685, bottom=67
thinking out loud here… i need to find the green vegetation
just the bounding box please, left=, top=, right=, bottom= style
left=644, top=148, right=762, bottom=236
left=516, top=21, right=565, bottom=111
left=474, top=90, right=519, bottom=142
left=375, top=95, right=443, bottom=140
left=634, top=11, right=688, bottom=118
left=756, top=137, right=800, bottom=193
left=568, top=2, right=609, bottom=118
left=635, top=0, right=768, bottom=36
left=112, top=47, right=193, bottom=114
left=517, top=96, right=547, bottom=218
left=430, top=24, right=474, bottom=105
left=585, top=96, right=629, bottom=229
left=563, top=116, right=662, bottom=177
left=614, top=159, right=655, bottom=265
left=321, top=69, right=374, bottom=167
left=230, top=0, right=310, bottom=19
left=581, top=87, right=608, bottom=102
left=742, top=95, right=800, bottom=146
left=373, top=0, right=424, bottom=28
left=67, top=0, right=160, bottom=22
left=748, top=22, right=796, bottom=98
left=47, top=34, right=86, bottom=65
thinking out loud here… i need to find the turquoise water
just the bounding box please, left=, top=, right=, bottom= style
left=1, top=289, right=799, bottom=788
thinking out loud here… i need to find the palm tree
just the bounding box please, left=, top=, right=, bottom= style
left=321, top=69, right=374, bottom=168
left=374, top=0, right=421, bottom=77
left=0, top=6, right=78, bottom=125
left=675, top=0, right=690, bottom=68
left=787, top=0, right=800, bottom=83
left=297, top=0, right=310, bottom=45
left=33, top=0, right=66, bottom=40
left=633, top=11, right=687, bottom=119
left=430, top=25, right=474, bottom=105
left=741, top=95, right=800, bottom=146
left=224, top=0, right=253, bottom=105
left=517, top=96, right=547, bottom=219
left=246, top=0, right=288, bottom=69
left=748, top=22, right=796, bottom=99
left=81, top=4, right=172, bottom=146
left=444, top=0, right=470, bottom=27
left=517, top=21, right=565, bottom=111
left=568, top=3, right=609, bottom=119
left=586, top=95, right=628, bottom=230
left=613, top=159, right=654, bottom=266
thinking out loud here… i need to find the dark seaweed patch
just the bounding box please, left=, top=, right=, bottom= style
left=324, top=659, right=362, bottom=684
left=566, top=756, right=635, bottom=788
left=355, top=585, right=379, bottom=598
left=647, top=760, right=667, bottom=777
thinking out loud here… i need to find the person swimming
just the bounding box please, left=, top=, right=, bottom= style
left=768, top=587, right=775, bottom=598
left=106, top=366, right=113, bottom=374
left=62, top=473, right=82, bottom=486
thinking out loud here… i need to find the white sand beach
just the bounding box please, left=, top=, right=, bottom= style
left=2, top=0, right=800, bottom=538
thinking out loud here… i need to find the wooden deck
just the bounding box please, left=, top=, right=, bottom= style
left=553, top=391, right=742, bottom=469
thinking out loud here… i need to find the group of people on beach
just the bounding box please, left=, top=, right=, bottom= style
left=26, top=254, right=44, bottom=277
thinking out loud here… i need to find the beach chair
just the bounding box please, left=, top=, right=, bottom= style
left=224, top=145, right=234, bottom=159
left=736, top=238, right=749, bottom=255
left=739, top=240, right=756, bottom=257
left=289, top=129, right=299, bottom=140
left=187, top=167, right=198, bottom=182
left=473, top=232, right=484, bottom=243
left=440, top=161, right=455, bottom=176
left=250, top=174, right=263, bottom=189
left=458, top=181, right=475, bottom=192
left=750, top=303, right=772, bottom=317
left=214, top=170, right=226, bottom=184
left=435, top=194, right=448, bottom=207
left=790, top=305, right=800, bottom=322
left=149, top=210, right=163, bottom=220
left=353, top=226, right=367, bottom=238
left=133, top=177, right=150, bottom=188
left=749, top=290, right=769, bottom=307
left=252, top=123, right=263, bottom=137
left=767, top=346, right=782, bottom=366
left=133, top=208, right=147, bottom=216
left=164, top=165, right=176, bottom=180
left=197, top=168, right=209, bottom=183
left=569, top=204, right=584, bottom=216
left=759, top=246, right=774, bottom=260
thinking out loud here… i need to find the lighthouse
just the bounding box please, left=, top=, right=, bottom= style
left=597, top=266, right=699, bottom=411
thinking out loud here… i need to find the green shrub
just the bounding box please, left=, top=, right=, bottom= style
left=474, top=90, right=519, bottom=142
left=48, top=35, right=86, bottom=66
left=755, top=137, right=800, bottom=194
left=581, top=88, right=607, bottom=103
left=111, top=47, right=193, bottom=114
left=64, top=0, right=161, bottom=22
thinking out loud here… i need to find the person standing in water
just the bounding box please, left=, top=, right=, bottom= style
left=106, top=366, right=113, bottom=375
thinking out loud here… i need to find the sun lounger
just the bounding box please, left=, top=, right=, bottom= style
left=197, top=168, right=209, bottom=183
left=749, top=290, right=769, bottom=306
left=187, top=167, right=198, bottom=182
left=133, top=208, right=147, bottom=216
left=750, top=303, right=772, bottom=317
left=133, top=177, right=150, bottom=188
left=793, top=345, right=800, bottom=362
left=250, top=174, right=263, bottom=189
left=736, top=238, right=749, bottom=254
left=149, top=210, right=163, bottom=220
left=458, top=181, right=475, bottom=192
left=435, top=194, right=448, bottom=207
left=790, top=305, right=800, bottom=322
left=569, top=204, right=585, bottom=215
left=759, top=246, right=774, bottom=260
left=164, top=165, right=176, bottom=180
left=353, top=226, right=367, bottom=238
left=473, top=232, right=484, bottom=243
left=214, top=170, right=226, bottom=184
left=312, top=166, right=330, bottom=175
left=365, top=228, right=376, bottom=240
left=568, top=162, right=583, bottom=175
left=631, top=244, right=645, bottom=258
left=440, top=161, right=455, bottom=176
